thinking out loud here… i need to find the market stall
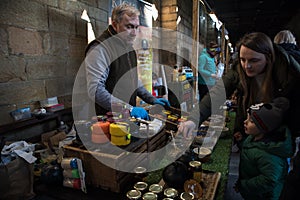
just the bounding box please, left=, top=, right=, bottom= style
left=59, top=106, right=235, bottom=199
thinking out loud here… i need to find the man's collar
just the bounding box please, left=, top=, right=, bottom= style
left=107, top=25, right=117, bottom=36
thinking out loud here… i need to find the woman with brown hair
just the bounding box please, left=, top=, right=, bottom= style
left=179, top=32, right=300, bottom=145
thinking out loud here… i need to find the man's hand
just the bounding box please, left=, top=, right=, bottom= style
left=153, top=98, right=171, bottom=107
left=178, top=120, right=196, bottom=138
left=130, top=107, right=150, bottom=120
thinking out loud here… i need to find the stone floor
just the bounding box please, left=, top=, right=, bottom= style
left=224, top=144, right=244, bottom=200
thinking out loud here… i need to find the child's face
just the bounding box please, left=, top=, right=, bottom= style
left=244, top=114, right=261, bottom=137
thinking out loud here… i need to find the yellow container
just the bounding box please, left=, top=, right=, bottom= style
left=178, top=73, right=186, bottom=82
left=109, top=122, right=131, bottom=146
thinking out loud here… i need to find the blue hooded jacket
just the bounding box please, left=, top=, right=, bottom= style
left=198, top=48, right=217, bottom=86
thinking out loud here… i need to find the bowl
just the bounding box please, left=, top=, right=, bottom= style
left=220, top=127, right=229, bottom=138
left=193, top=147, right=212, bottom=163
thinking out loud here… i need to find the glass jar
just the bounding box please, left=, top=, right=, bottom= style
left=134, top=182, right=148, bottom=193
left=189, top=161, right=202, bottom=183
left=142, top=192, right=157, bottom=200
left=164, top=188, right=178, bottom=199
left=149, top=184, right=163, bottom=199
left=180, top=192, right=194, bottom=200
left=126, top=189, right=142, bottom=200
left=134, top=166, right=147, bottom=181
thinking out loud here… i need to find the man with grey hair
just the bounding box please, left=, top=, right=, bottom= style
left=85, top=3, right=169, bottom=120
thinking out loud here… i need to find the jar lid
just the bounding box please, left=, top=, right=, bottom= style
left=142, top=192, right=157, bottom=200
left=180, top=192, right=194, bottom=200
left=149, top=184, right=163, bottom=193
left=164, top=188, right=178, bottom=198
left=134, top=182, right=148, bottom=191
left=189, top=160, right=201, bottom=168
left=126, top=189, right=142, bottom=200
left=162, top=198, right=173, bottom=200
left=134, top=166, right=147, bottom=174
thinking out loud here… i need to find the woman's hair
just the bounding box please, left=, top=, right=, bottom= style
left=236, top=32, right=275, bottom=110
left=274, top=30, right=297, bottom=45
left=111, top=3, right=140, bottom=23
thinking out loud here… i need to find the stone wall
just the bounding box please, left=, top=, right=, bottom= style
left=0, top=0, right=109, bottom=125
left=159, top=0, right=194, bottom=81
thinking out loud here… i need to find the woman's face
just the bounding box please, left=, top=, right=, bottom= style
left=239, top=45, right=267, bottom=77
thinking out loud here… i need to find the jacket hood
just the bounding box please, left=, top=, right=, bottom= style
left=243, top=126, right=293, bottom=158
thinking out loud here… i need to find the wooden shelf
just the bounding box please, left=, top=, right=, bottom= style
left=0, top=108, right=72, bottom=135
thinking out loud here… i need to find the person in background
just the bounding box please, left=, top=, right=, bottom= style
left=84, top=3, right=169, bottom=120
left=197, top=42, right=220, bottom=101
left=234, top=97, right=293, bottom=200
left=274, top=30, right=300, bottom=200
left=179, top=32, right=300, bottom=148
left=280, top=140, right=300, bottom=200
left=274, top=30, right=300, bottom=63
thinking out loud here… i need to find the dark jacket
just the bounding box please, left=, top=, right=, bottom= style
left=278, top=43, right=300, bottom=64
left=280, top=141, right=300, bottom=200
left=190, top=44, right=300, bottom=138
left=237, top=126, right=293, bottom=200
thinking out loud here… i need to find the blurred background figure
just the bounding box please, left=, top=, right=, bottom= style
left=197, top=41, right=220, bottom=101
left=274, top=30, right=300, bottom=63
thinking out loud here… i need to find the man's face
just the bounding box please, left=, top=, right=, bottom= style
left=112, top=14, right=139, bottom=45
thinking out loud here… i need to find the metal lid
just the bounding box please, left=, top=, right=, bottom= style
left=180, top=192, right=194, bottom=200
left=126, top=189, right=142, bottom=200
left=142, top=192, right=157, bottom=200
left=162, top=198, right=173, bottom=200
left=134, top=166, right=147, bottom=174
left=189, top=160, right=201, bottom=168
left=164, top=188, right=178, bottom=198
left=149, top=184, right=163, bottom=193
left=134, top=182, right=148, bottom=191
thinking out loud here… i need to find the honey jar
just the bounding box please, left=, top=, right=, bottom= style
left=189, top=161, right=202, bottom=183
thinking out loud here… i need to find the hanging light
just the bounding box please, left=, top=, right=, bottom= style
left=81, top=9, right=96, bottom=44
left=152, top=4, right=158, bottom=21
left=209, top=12, right=222, bottom=30
left=209, top=12, right=218, bottom=23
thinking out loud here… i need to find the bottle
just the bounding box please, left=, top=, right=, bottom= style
left=58, top=121, right=68, bottom=133
left=173, top=66, right=179, bottom=82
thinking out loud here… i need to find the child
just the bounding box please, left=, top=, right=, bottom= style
left=235, top=97, right=293, bottom=200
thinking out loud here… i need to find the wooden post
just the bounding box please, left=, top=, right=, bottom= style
left=225, top=40, right=230, bottom=73
left=192, top=0, right=199, bottom=100
left=221, top=25, right=226, bottom=64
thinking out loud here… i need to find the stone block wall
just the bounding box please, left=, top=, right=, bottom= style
left=160, top=0, right=193, bottom=81
left=0, top=0, right=109, bottom=126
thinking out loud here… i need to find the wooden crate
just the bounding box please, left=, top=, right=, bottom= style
left=63, top=129, right=168, bottom=193
left=158, top=170, right=221, bottom=200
